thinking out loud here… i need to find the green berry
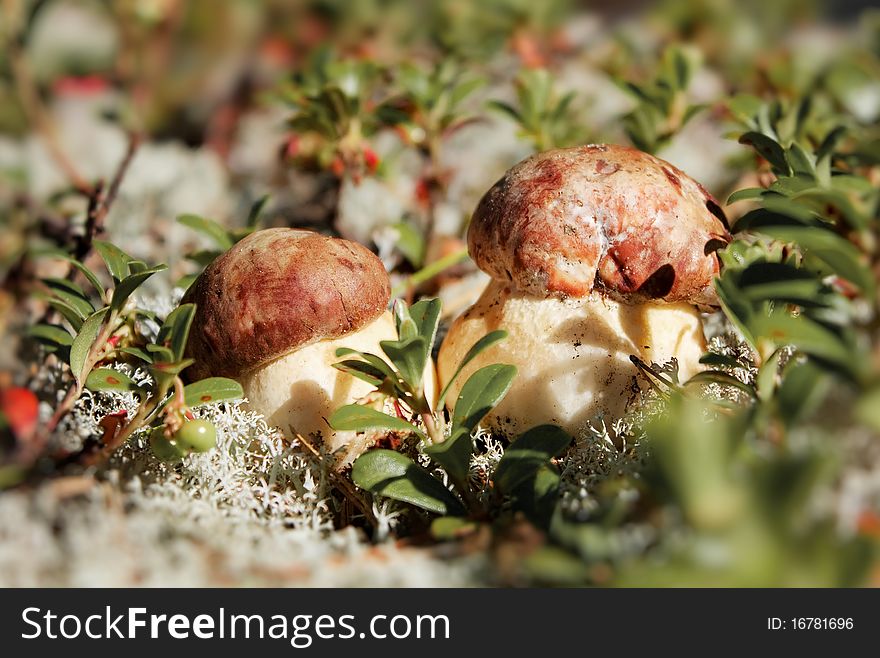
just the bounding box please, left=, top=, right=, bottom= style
left=174, top=419, right=217, bottom=453
left=149, top=427, right=187, bottom=462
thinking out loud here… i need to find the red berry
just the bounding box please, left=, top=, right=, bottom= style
left=0, top=387, right=39, bottom=440
left=363, top=147, right=380, bottom=172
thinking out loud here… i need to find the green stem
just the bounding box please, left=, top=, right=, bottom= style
left=391, top=247, right=469, bottom=298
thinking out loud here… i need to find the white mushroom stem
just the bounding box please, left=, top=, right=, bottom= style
left=437, top=280, right=706, bottom=438
left=240, top=310, right=437, bottom=463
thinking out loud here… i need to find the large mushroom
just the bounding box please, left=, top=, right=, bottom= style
left=184, top=228, right=433, bottom=461
left=437, top=144, right=731, bottom=437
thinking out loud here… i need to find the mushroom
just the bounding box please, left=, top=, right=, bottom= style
left=437, top=144, right=731, bottom=437
left=184, top=228, right=435, bottom=461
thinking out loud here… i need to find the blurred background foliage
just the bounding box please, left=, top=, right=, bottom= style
left=1, top=0, right=879, bottom=586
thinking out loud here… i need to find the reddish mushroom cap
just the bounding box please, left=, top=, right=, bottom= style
left=467, top=144, right=731, bottom=307
left=183, top=228, right=390, bottom=379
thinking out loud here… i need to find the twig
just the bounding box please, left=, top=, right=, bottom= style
left=629, top=355, right=679, bottom=399
left=21, top=311, right=123, bottom=466
left=75, top=133, right=142, bottom=262
left=391, top=246, right=470, bottom=298
left=293, top=431, right=378, bottom=528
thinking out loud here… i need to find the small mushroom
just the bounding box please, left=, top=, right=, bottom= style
left=437, top=144, right=731, bottom=436
left=184, top=228, right=434, bottom=461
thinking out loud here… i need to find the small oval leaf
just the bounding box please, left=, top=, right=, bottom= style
left=351, top=449, right=464, bottom=515
left=495, top=424, right=572, bottom=494
left=452, top=363, right=517, bottom=433
left=438, top=330, right=509, bottom=408
left=93, top=241, right=133, bottom=283
left=110, top=265, right=167, bottom=310
left=423, top=426, right=472, bottom=486
left=183, top=377, right=244, bottom=407
left=69, top=308, right=109, bottom=384
left=85, top=367, right=138, bottom=392
left=177, top=214, right=234, bottom=250
left=329, top=404, right=425, bottom=439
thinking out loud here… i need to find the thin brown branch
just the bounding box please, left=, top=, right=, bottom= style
left=75, top=133, right=142, bottom=262
left=294, top=431, right=378, bottom=528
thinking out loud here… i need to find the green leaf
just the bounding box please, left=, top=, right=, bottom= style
left=816, top=125, right=846, bottom=162
left=409, top=298, right=442, bottom=351
left=699, top=353, right=747, bottom=370
left=110, top=265, right=167, bottom=310
left=148, top=359, right=195, bottom=393
left=397, top=317, right=418, bottom=341
left=786, top=142, right=815, bottom=177
left=41, top=277, right=87, bottom=298
left=855, top=386, right=880, bottom=433
left=794, top=187, right=867, bottom=230
left=158, top=304, right=196, bottom=362
left=335, top=348, right=398, bottom=383
left=423, top=426, right=472, bottom=487
left=246, top=195, right=270, bottom=228
left=380, top=336, right=428, bottom=391
left=85, top=367, right=138, bottom=392
left=726, top=94, right=762, bottom=125
left=392, top=299, right=414, bottom=336
left=46, top=298, right=85, bottom=331
left=183, top=377, right=244, bottom=407
left=69, top=308, right=109, bottom=384
left=756, top=349, right=782, bottom=402
left=146, top=343, right=176, bottom=362
left=42, top=278, right=96, bottom=318
left=715, top=274, right=757, bottom=349
left=33, top=250, right=106, bottom=299
left=148, top=358, right=194, bottom=376
left=393, top=222, right=426, bottom=268
left=726, top=187, right=765, bottom=204
left=739, top=132, right=790, bottom=174
left=175, top=273, right=199, bottom=292
left=332, top=359, right=385, bottom=387
left=177, top=214, right=234, bottom=250
left=513, top=463, right=561, bottom=529
left=328, top=404, right=425, bottom=440
left=430, top=516, right=478, bottom=540
left=685, top=370, right=756, bottom=398
left=185, top=250, right=223, bottom=267
left=737, top=262, right=833, bottom=308
left=437, top=330, right=508, bottom=407
left=27, top=323, right=73, bottom=347
left=488, top=100, right=522, bottom=123
left=118, top=346, right=153, bottom=363
left=752, top=311, right=855, bottom=372
left=754, top=225, right=873, bottom=295
left=127, top=260, right=148, bottom=274
left=351, top=449, right=464, bottom=515
left=93, top=241, right=133, bottom=282
left=495, top=424, right=572, bottom=494
left=451, top=363, right=516, bottom=433
left=777, top=359, right=829, bottom=426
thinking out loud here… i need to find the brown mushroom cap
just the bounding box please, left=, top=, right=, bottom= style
left=183, top=228, right=390, bottom=379
left=468, top=144, right=731, bottom=307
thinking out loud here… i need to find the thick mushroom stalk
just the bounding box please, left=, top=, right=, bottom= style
left=438, top=144, right=731, bottom=437
left=184, top=228, right=435, bottom=461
